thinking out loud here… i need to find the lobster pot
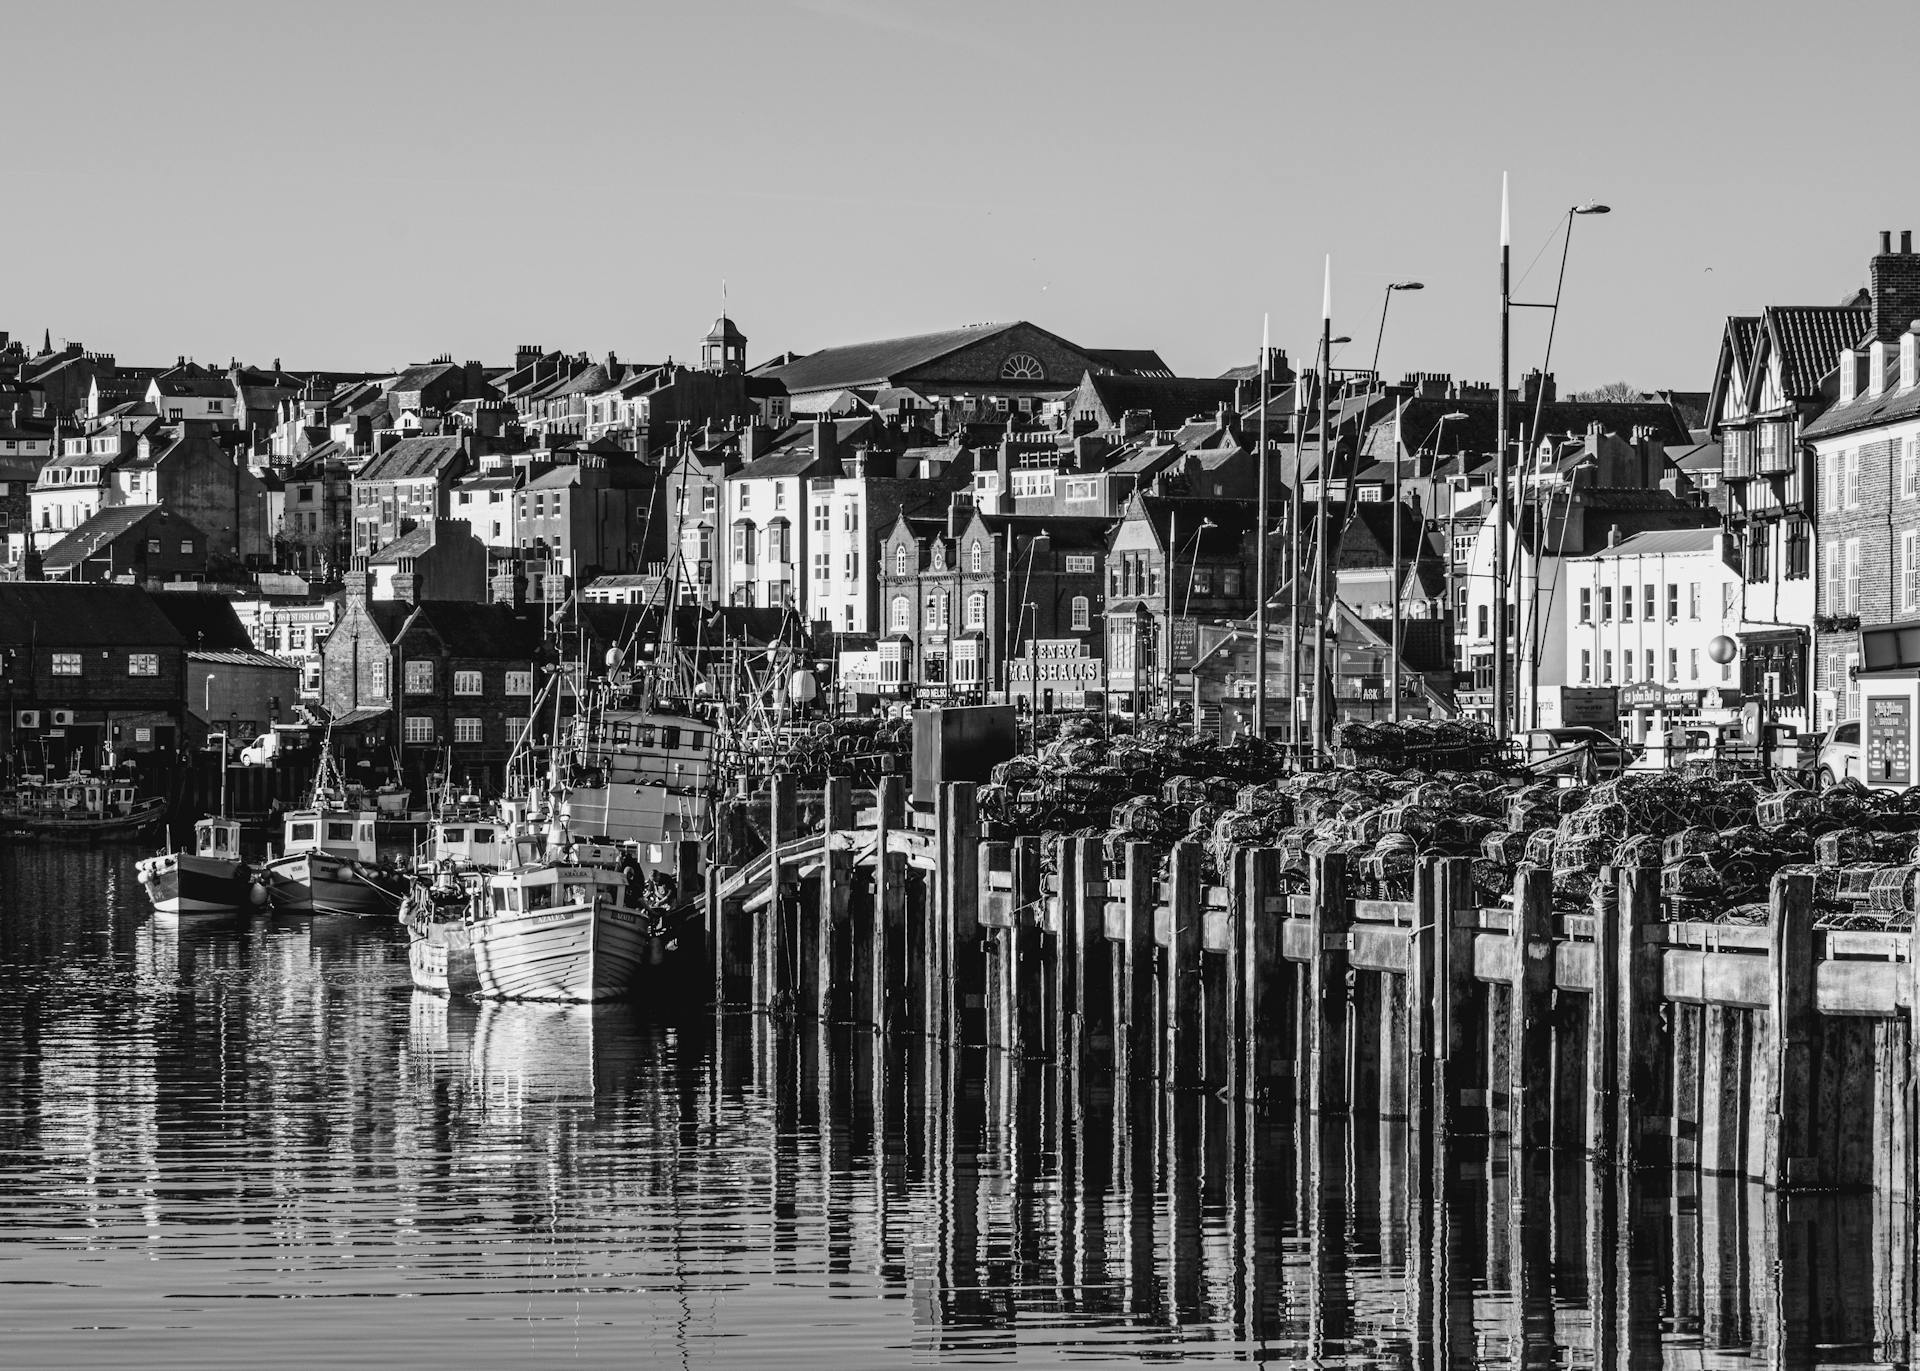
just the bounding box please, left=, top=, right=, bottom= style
left=1815, top=828, right=1877, bottom=866
left=1868, top=866, right=1919, bottom=915
left=1561, top=802, right=1629, bottom=841
left=1662, top=826, right=1721, bottom=863
left=1525, top=829, right=1559, bottom=867
left=1661, top=854, right=1721, bottom=898
left=1617, top=833, right=1665, bottom=869
left=1482, top=828, right=1531, bottom=866
left=1554, top=832, right=1613, bottom=875
left=1756, top=789, right=1815, bottom=831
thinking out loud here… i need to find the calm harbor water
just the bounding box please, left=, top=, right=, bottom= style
left=0, top=846, right=1909, bottom=1368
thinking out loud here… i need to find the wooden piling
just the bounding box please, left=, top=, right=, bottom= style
left=1508, top=866, right=1554, bottom=1150
left=814, top=776, right=854, bottom=1023
left=864, top=777, right=906, bottom=1035
left=758, top=775, right=800, bottom=1015
left=1307, top=847, right=1349, bottom=1117
left=940, top=782, right=983, bottom=1046
left=1240, top=847, right=1287, bottom=1101
left=1585, top=865, right=1620, bottom=1160
left=1760, top=868, right=1816, bottom=1190
left=1616, top=865, right=1667, bottom=1169
left=1012, top=835, right=1047, bottom=1058
left=1164, top=841, right=1205, bottom=1092
left=1430, top=856, right=1475, bottom=1137
left=1113, top=842, right=1157, bottom=1079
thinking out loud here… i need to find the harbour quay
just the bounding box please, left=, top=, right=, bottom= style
left=705, top=744, right=1920, bottom=1198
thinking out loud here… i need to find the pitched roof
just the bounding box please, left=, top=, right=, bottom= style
left=753, top=323, right=1025, bottom=393
left=1765, top=305, right=1867, bottom=400
left=406, top=602, right=545, bottom=659
left=150, top=591, right=252, bottom=650
left=40, top=505, right=192, bottom=571
left=1589, top=528, right=1720, bottom=558
left=0, top=583, right=186, bottom=647
left=366, top=525, right=435, bottom=564
left=189, top=646, right=299, bottom=670
left=1801, top=373, right=1920, bottom=441
left=1082, top=372, right=1241, bottom=429
left=355, top=434, right=466, bottom=483
left=151, top=367, right=233, bottom=399
left=386, top=362, right=460, bottom=393
left=1082, top=348, right=1172, bottom=377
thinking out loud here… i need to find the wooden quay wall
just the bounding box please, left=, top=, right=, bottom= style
left=704, top=775, right=1919, bottom=1194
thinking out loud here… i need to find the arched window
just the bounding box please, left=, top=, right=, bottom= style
left=969, top=541, right=983, bottom=573
left=965, top=592, right=986, bottom=628
left=891, top=595, right=909, bottom=631
left=1071, top=596, right=1090, bottom=631
left=1000, top=353, right=1045, bottom=381
left=894, top=545, right=908, bottom=577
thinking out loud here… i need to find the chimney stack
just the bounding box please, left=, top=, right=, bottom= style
left=1869, top=230, right=1920, bottom=341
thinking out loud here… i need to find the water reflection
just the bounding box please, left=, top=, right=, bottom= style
left=0, top=847, right=1911, bottom=1368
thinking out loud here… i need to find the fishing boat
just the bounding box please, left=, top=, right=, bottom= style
left=399, top=786, right=510, bottom=995
left=0, top=772, right=166, bottom=842
left=460, top=838, right=665, bottom=1002
left=135, top=816, right=260, bottom=914
left=254, top=734, right=403, bottom=914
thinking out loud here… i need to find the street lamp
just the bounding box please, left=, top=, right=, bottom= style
left=1370, top=280, right=1425, bottom=378
left=1180, top=518, right=1217, bottom=620
left=1497, top=177, right=1611, bottom=737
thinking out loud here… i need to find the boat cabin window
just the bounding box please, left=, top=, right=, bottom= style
left=442, top=828, right=464, bottom=845
left=291, top=822, right=316, bottom=842
left=663, top=726, right=681, bottom=750
left=526, top=884, right=553, bottom=910
left=492, top=886, right=516, bottom=913
left=326, top=822, right=356, bottom=842
left=638, top=724, right=657, bottom=748
left=688, top=730, right=704, bottom=751
left=470, top=828, right=493, bottom=845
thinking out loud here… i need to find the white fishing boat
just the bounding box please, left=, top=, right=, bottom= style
left=255, top=732, right=403, bottom=915
left=462, top=838, right=662, bottom=1002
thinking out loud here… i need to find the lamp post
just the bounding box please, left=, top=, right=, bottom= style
left=1180, top=518, right=1217, bottom=620
left=1254, top=315, right=1271, bottom=740
left=1499, top=191, right=1611, bottom=733
left=1370, top=280, right=1425, bottom=379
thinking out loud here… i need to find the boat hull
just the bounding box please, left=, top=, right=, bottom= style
left=467, top=898, right=653, bottom=1003
left=136, top=853, right=256, bottom=914
left=1, top=800, right=167, bottom=843
left=407, top=916, right=481, bottom=997
left=260, top=851, right=401, bottom=915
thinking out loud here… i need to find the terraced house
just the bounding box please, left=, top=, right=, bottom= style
left=1802, top=232, right=1920, bottom=727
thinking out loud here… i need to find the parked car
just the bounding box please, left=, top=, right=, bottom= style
left=1521, top=726, right=1632, bottom=778
left=1816, top=720, right=1861, bottom=787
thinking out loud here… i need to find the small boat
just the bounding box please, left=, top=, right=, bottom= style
left=0, top=773, right=166, bottom=842
left=254, top=727, right=403, bottom=915
left=135, top=816, right=263, bottom=915
left=257, top=803, right=404, bottom=915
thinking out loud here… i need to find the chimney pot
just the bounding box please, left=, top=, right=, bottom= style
left=1905, top=230, right=1914, bottom=255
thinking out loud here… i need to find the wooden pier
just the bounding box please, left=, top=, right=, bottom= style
left=707, top=776, right=1919, bottom=1195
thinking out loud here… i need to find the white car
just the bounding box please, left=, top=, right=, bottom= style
left=1816, top=720, right=1861, bottom=787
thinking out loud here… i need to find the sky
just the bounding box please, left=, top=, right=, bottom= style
left=7, top=0, right=1917, bottom=393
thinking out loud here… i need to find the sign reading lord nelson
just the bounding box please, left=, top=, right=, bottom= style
left=1007, top=639, right=1106, bottom=689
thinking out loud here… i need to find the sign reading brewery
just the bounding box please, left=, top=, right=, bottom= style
left=1007, top=639, right=1105, bottom=687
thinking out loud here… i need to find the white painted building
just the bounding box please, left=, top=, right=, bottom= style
left=1563, top=528, right=1744, bottom=742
